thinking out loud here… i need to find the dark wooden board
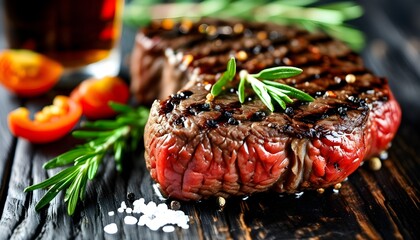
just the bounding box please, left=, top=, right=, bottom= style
left=1, top=0, right=419, bottom=239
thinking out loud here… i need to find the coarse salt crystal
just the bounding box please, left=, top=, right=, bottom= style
left=126, top=208, right=132, bottom=214
left=162, top=225, right=175, bottom=233
left=133, top=198, right=145, bottom=206
left=180, top=224, right=190, bottom=229
left=124, top=216, right=138, bottom=225
left=379, top=150, right=388, bottom=160
left=117, top=208, right=124, bottom=213
left=104, top=223, right=118, bottom=234
left=144, top=202, right=157, bottom=216
left=294, top=192, right=304, bottom=198
left=157, top=203, right=168, bottom=214
left=204, top=84, right=212, bottom=91
left=138, top=215, right=149, bottom=226
left=108, top=211, right=115, bottom=216
left=121, top=201, right=127, bottom=209
left=146, top=201, right=157, bottom=209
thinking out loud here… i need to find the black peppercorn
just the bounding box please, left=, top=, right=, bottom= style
left=227, top=117, right=239, bottom=125
left=206, top=119, right=218, bottom=128
left=170, top=200, right=181, bottom=210
left=250, top=111, right=267, bottom=121
left=201, top=103, right=210, bottom=111
left=127, top=192, right=135, bottom=202
left=285, top=107, right=294, bottom=115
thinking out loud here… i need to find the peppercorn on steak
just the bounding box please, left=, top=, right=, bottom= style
left=130, top=19, right=401, bottom=200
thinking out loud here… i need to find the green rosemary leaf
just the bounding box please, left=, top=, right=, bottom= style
left=35, top=190, right=60, bottom=211
left=130, top=128, right=141, bottom=151
left=201, top=0, right=229, bottom=16
left=263, top=80, right=314, bottom=102
left=72, top=130, right=114, bottom=139
left=274, top=0, right=318, bottom=7
left=226, top=57, right=236, bottom=79
left=85, top=137, right=109, bottom=149
left=64, top=171, right=81, bottom=202
left=82, top=120, right=123, bottom=129
left=280, top=94, right=294, bottom=104
left=116, top=117, right=138, bottom=126
left=252, top=66, right=303, bottom=80
left=109, top=102, right=134, bottom=113
left=210, top=72, right=230, bottom=96
left=137, top=106, right=151, bottom=117
left=265, top=85, right=294, bottom=104
left=218, top=1, right=260, bottom=19
left=321, top=24, right=365, bottom=51
left=73, top=154, right=92, bottom=165
left=114, top=140, right=123, bottom=163
left=271, top=93, right=287, bottom=109
left=238, top=71, right=247, bottom=103
left=88, top=156, right=100, bottom=180
left=35, top=180, right=70, bottom=211
left=122, top=4, right=152, bottom=27
left=78, top=172, right=89, bottom=201
left=318, top=2, right=363, bottom=20
left=250, top=80, right=274, bottom=111
left=43, top=148, right=91, bottom=169
left=64, top=172, right=80, bottom=197
left=24, top=167, right=76, bottom=192
left=66, top=172, right=83, bottom=215
left=211, top=57, right=236, bottom=97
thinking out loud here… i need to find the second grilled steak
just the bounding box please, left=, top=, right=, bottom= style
left=131, top=19, right=402, bottom=200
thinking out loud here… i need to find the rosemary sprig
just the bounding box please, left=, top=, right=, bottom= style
left=210, top=58, right=314, bottom=111
left=124, top=0, right=364, bottom=50
left=24, top=103, right=149, bottom=215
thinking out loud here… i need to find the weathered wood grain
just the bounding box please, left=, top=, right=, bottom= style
left=0, top=0, right=419, bottom=239
left=0, top=88, right=20, bottom=220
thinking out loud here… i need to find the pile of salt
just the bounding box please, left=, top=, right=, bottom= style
left=104, top=197, right=190, bottom=234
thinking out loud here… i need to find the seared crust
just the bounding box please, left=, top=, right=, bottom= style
left=134, top=18, right=402, bottom=200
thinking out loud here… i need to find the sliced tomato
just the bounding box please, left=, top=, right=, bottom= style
left=8, top=95, right=82, bottom=143
left=0, top=49, right=63, bottom=97
left=70, top=76, right=130, bottom=119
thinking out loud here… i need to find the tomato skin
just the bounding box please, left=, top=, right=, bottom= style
left=0, top=50, right=63, bottom=97
left=8, top=96, right=82, bottom=144
left=70, top=76, right=130, bottom=119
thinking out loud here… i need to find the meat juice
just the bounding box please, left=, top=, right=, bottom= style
left=3, top=0, right=123, bottom=68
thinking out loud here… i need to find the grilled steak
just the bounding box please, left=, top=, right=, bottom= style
left=131, top=19, right=401, bottom=200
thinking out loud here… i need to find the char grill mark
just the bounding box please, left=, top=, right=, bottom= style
left=147, top=19, right=353, bottom=78
left=134, top=18, right=402, bottom=201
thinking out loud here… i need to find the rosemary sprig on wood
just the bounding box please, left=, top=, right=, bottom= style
left=210, top=57, right=314, bottom=111
left=24, top=103, right=149, bottom=215
left=124, top=0, right=364, bottom=50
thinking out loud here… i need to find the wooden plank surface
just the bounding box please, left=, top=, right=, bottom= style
left=1, top=0, right=419, bottom=239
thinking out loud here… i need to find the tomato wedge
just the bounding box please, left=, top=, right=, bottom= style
left=8, top=95, right=82, bottom=143
left=0, top=49, right=63, bottom=97
left=70, top=76, right=130, bottom=119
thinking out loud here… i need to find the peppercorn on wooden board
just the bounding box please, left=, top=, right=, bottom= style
left=0, top=0, right=419, bottom=239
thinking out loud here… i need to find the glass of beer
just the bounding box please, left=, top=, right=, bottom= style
left=2, top=0, right=124, bottom=87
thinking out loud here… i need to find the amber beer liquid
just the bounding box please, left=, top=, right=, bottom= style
left=3, top=0, right=123, bottom=69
